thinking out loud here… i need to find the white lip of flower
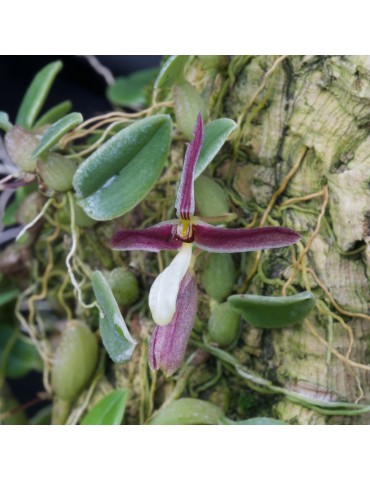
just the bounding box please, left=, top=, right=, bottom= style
left=148, top=243, right=193, bottom=326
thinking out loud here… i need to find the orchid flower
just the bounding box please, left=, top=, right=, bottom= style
left=112, top=113, right=300, bottom=375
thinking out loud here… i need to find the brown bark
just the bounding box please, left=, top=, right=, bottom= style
left=194, top=55, right=370, bottom=424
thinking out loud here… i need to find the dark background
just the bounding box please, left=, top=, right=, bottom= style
left=0, top=55, right=163, bottom=120
left=1, top=55, right=163, bottom=419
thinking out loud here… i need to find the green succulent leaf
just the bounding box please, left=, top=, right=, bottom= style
left=194, top=118, right=237, bottom=178
left=236, top=417, right=287, bottom=425
left=0, top=111, right=12, bottom=132
left=92, top=271, right=137, bottom=363
left=34, top=100, right=73, bottom=127
left=149, top=398, right=224, bottom=425
left=173, top=79, right=208, bottom=139
left=228, top=291, right=316, bottom=329
left=194, top=175, right=229, bottom=217
left=81, top=388, right=129, bottom=425
left=73, top=115, right=172, bottom=220
left=33, top=112, right=83, bottom=158
left=0, top=290, right=20, bottom=307
left=202, top=253, right=236, bottom=302
left=154, top=55, right=190, bottom=89
left=16, top=60, right=63, bottom=129
left=107, top=68, right=158, bottom=108
left=208, top=303, right=240, bottom=348
left=0, top=325, right=43, bottom=379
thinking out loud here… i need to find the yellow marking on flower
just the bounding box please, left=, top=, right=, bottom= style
left=176, top=219, right=194, bottom=242
left=182, top=219, right=189, bottom=238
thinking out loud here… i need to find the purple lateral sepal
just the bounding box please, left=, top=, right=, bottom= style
left=148, top=271, right=197, bottom=376
left=193, top=222, right=301, bottom=253
left=175, top=113, right=204, bottom=220
left=111, top=221, right=182, bottom=252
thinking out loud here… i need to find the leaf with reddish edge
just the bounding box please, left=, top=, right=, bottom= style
left=175, top=112, right=204, bottom=220
left=111, top=221, right=181, bottom=252
left=193, top=222, right=300, bottom=253
left=148, top=271, right=197, bottom=376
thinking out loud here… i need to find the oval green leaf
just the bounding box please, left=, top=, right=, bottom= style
left=51, top=321, right=98, bottom=401
left=73, top=115, right=172, bottom=220
left=16, top=60, right=63, bottom=129
left=81, top=388, right=129, bottom=425
left=107, top=68, right=158, bottom=108
left=173, top=80, right=208, bottom=139
left=154, top=55, right=190, bottom=89
left=149, top=398, right=224, bottom=425
left=202, top=253, right=236, bottom=302
left=228, top=291, right=316, bottom=329
left=92, top=271, right=137, bottom=363
left=33, top=112, right=83, bottom=158
left=34, top=100, right=73, bottom=127
left=194, top=118, right=237, bottom=178
left=194, top=175, right=229, bottom=217
left=0, top=325, right=43, bottom=379
left=237, top=417, right=287, bottom=425
left=0, top=111, right=12, bottom=132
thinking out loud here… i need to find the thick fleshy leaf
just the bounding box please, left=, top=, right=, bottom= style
left=0, top=111, right=12, bottom=132
left=107, top=68, right=158, bottom=108
left=194, top=175, right=229, bottom=217
left=154, top=55, right=190, bottom=89
left=34, top=100, right=73, bottom=127
left=51, top=321, right=98, bottom=401
left=73, top=115, right=172, bottom=220
left=237, top=417, right=287, bottom=425
left=111, top=221, right=181, bottom=252
left=149, top=271, right=197, bottom=376
left=81, top=388, right=129, bottom=425
left=16, top=61, right=63, bottom=129
left=194, top=118, right=237, bottom=178
left=228, top=291, right=316, bottom=328
left=173, top=80, right=208, bottom=139
left=175, top=113, right=204, bottom=220
left=194, top=222, right=300, bottom=252
left=208, top=303, right=240, bottom=347
left=92, top=271, right=137, bottom=363
left=0, top=325, right=43, bottom=379
left=33, top=112, right=83, bottom=157
left=149, top=398, right=224, bottom=425
left=149, top=244, right=192, bottom=326
left=202, top=253, right=236, bottom=302
left=5, top=126, right=39, bottom=171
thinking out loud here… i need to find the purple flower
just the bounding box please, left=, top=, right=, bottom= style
left=148, top=271, right=197, bottom=377
left=112, top=113, right=300, bottom=375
